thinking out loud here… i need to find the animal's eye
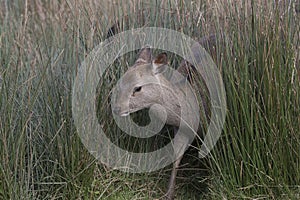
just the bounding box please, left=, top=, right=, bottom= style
left=133, top=86, right=142, bottom=94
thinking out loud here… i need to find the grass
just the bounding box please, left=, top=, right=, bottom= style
left=0, top=0, right=299, bottom=199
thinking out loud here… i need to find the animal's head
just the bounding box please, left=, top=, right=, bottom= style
left=112, top=47, right=176, bottom=117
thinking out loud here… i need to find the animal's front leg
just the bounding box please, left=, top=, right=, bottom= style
left=165, top=155, right=183, bottom=200
left=164, top=127, right=191, bottom=200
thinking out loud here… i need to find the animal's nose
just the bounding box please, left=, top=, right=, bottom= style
left=112, top=106, right=121, bottom=115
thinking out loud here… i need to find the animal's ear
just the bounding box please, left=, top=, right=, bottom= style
left=135, top=47, right=152, bottom=65
left=152, top=53, right=168, bottom=74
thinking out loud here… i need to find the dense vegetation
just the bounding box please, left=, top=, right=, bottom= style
left=0, top=0, right=299, bottom=199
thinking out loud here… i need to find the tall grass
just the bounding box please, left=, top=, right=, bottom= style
left=208, top=1, right=300, bottom=199
left=0, top=0, right=299, bottom=199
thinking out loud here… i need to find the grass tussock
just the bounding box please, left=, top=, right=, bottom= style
left=0, top=0, right=299, bottom=199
